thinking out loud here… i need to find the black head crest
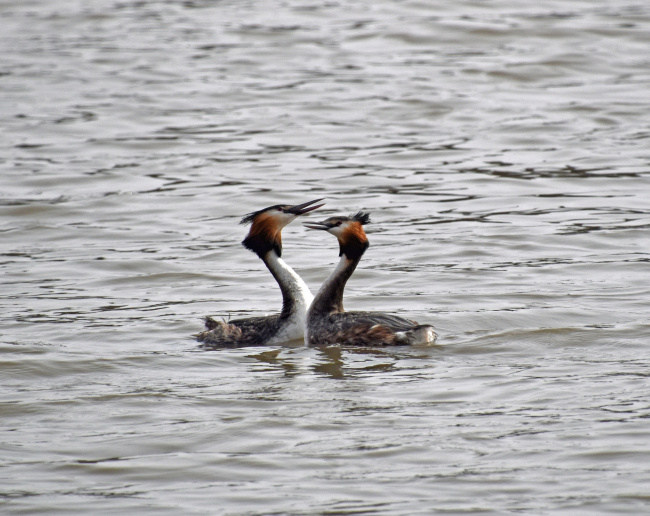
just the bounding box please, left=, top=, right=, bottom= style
left=351, top=211, right=371, bottom=225
left=240, top=205, right=283, bottom=226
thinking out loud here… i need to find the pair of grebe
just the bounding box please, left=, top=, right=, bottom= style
left=196, top=199, right=436, bottom=348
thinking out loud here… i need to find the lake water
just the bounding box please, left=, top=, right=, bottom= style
left=1, top=0, right=650, bottom=514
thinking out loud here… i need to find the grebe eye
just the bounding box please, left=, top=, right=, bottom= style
left=277, top=207, right=284, bottom=212
left=335, top=221, right=342, bottom=226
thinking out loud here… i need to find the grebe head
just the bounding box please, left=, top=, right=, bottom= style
left=242, top=198, right=325, bottom=257
left=304, top=211, right=370, bottom=260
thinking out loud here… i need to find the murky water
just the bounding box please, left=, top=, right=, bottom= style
left=2, top=0, right=650, bottom=514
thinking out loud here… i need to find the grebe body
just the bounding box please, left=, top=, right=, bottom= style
left=304, top=212, right=436, bottom=347
left=197, top=198, right=324, bottom=348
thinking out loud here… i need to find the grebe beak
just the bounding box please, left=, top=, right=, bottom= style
left=287, top=198, right=325, bottom=216
left=303, top=220, right=332, bottom=231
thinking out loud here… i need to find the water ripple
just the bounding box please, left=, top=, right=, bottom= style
left=2, top=0, right=650, bottom=514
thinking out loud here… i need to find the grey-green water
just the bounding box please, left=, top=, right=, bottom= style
left=2, top=1, right=649, bottom=514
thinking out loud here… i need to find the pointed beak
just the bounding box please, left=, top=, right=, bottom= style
left=286, top=198, right=325, bottom=216
left=303, top=220, right=332, bottom=231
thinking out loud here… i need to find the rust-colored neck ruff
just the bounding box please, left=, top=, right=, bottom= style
left=242, top=213, right=283, bottom=257
left=338, top=222, right=369, bottom=261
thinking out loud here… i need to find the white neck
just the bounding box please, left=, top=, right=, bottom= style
left=316, top=254, right=349, bottom=296
left=305, top=254, right=357, bottom=345
left=308, top=254, right=356, bottom=317
left=264, top=251, right=313, bottom=319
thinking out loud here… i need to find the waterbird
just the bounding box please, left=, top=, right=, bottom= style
left=304, top=211, right=436, bottom=347
left=197, top=198, right=324, bottom=348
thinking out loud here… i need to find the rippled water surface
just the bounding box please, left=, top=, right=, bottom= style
left=2, top=0, right=650, bottom=514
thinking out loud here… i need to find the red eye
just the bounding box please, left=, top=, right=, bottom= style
left=335, top=221, right=342, bottom=226
left=277, top=208, right=283, bottom=212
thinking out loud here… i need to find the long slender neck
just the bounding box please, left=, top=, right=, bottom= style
left=310, top=253, right=360, bottom=315
left=262, top=250, right=313, bottom=319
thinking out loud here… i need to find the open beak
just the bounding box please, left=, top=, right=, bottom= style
left=303, top=220, right=332, bottom=231
left=287, top=198, right=325, bottom=216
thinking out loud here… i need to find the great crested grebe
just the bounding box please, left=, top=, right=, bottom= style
left=304, top=211, right=436, bottom=347
left=197, top=198, right=324, bottom=348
